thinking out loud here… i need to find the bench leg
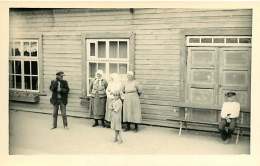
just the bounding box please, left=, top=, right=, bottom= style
left=179, top=121, right=183, bottom=136
left=236, top=128, right=240, bottom=144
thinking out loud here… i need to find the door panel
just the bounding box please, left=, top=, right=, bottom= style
left=191, top=69, right=215, bottom=85
left=219, top=47, right=251, bottom=111
left=223, top=49, right=250, bottom=69
left=222, top=71, right=248, bottom=87
left=190, top=88, right=215, bottom=105
left=187, top=47, right=218, bottom=105
left=190, top=50, right=216, bottom=67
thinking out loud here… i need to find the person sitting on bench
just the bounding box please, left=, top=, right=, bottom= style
left=219, top=92, right=240, bottom=143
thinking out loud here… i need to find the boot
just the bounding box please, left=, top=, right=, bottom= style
left=101, top=119, right=106, bottom=128
left=62, top=116, right=68, bottom=129
left=51, top=116, right=57, bottom=130
left=106, top=121, right=111, bottom=128
left=124, top=122, right=130, bottom=132
left=134, top=123, right=138, bottom=132
left=92, top=119, right=99, bottom=127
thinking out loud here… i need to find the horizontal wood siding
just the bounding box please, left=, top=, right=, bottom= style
left=9, top=8, right=252, bottom=129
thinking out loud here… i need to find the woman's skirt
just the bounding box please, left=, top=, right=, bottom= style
left=89, top=96, right=106, bottom=119
left=123, top=92, right=142, bottom=123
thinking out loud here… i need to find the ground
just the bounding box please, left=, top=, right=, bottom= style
left=9, top=110, right=250, bottom=155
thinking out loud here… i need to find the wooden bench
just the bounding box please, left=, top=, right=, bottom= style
left=167, top=102, right=250, bottom=144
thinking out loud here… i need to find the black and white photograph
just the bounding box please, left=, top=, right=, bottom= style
left=2, top=1, right=260, bottom=166
left=7, top=7, right=253, bottom=155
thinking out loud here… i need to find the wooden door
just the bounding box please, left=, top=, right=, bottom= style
left=186, top=47, right=251, bottom=123
left=219, top=47, right=251, bottom=125
left=187, top=47, right=219, bottom=122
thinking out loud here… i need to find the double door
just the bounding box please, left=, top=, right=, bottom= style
left=186, top=47, right=251, bottom=122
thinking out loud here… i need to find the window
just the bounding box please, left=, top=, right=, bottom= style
left=9, top=40, right=39, bottom=92
left=186, top=36, right=251, bottom=47
left=86, top=39, right=129, bottom=95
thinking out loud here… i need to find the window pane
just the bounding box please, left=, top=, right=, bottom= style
left=32, top=76, right=38, bottom=90
left=31, top=61, right=38, bottom=75
left=9, top=75, right=15, bottom=88
left=98, top=63, right=106, bottom=74
left=24, top=61, right=30, bottom=75
left=14, top=41, right=21, bottom=56
left=15, top=61, right=21, bottom=74
left=109, top=41, right=118, bottom=58
left=201, top=38, right=212, bottom=43
left=31, top=41, right=38, bottom=57
left=239, top=38, right=251, bottom=43
left=98, top=41, right=106, bottom=58
left=90, top=43, right=95, bottom=56
left=119, top=64, right=127, bottom=74
left=213, top=38, right=224, bottom=43
left=89, top=63, right=97, bottom=78
left=226, top=38, right=238, bottom=43
left=24, top=76, right=31, bottom=90
left=23, top=41, right=30, bottom=56
left=16, top=75, right=22, bottom=89
left=109, top=63, right=118, bottom=74
left=189, top=38, right=200, bottom=43
left=9, top=61, right=14, bottom=74
left=119, top=41, right=127, bottom=58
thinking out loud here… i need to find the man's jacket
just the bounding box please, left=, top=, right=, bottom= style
left=50, top=79, right=70, bottom=105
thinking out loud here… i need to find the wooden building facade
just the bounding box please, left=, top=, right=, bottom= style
left=9, top=8, right=252, bottom=131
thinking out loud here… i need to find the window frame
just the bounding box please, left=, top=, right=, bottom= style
left=81, top=32, right=135, bottom=98
left=86, top=39, right=130, bottom=96
left=9, top=34, right=43, bottom=94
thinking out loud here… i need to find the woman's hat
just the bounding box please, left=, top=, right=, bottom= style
left=225, top=92, right=236, bottom=97
left=96, top=69, right=103, bottom=75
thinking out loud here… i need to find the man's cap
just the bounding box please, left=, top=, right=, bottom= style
left=225, top=92, right=236, bottom=97
left=56, top=71, right=65, bottom=76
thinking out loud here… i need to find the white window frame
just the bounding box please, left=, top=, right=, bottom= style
left=186, top=36, right=252, bottom=47
left=9, top=39, right=40, bottom=92
left=86, top=39, right=130, bottom=96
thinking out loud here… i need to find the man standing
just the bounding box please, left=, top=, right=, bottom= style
left=219, top=92, right=240, bottom=143
left=50, top=71, right=70, bottom=129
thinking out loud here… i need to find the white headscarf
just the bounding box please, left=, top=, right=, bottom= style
left=106, top=73, right=122, bottom=98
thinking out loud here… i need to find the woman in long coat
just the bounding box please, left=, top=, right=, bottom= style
left=122, top=71, right=143, bottom=132
left=89, top=70, right=108, bottom=127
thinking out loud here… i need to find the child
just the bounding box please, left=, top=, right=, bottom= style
left=219, top=92, right=240, bottom=143
left=110, top=91, right=123, bottom=144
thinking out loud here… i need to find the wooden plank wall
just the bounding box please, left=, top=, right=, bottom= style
left=9, top=8, right=252, bottom=128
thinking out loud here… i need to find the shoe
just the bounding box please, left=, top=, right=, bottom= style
left=113, top=138, right=118, bottom=143
left=92, top=123, right=98, bottom=127
left=64, top=126, right=69, bottom=129
left=124, top=123, right=130, bottom=132
left=92, top=120, right=99, bottom=127
left=117, top=140, right=123, bottom=144
left=224, top=138, right=231, bottom=144
left=124, top=127, right=130, bottom=132
left=50, top=127, right=57, bottom=130
left=134, top=128, right=138, bottom=133
left=134, top=124, right=138, bottom=132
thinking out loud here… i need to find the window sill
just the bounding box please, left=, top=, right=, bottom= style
left=9, top=90, right=40, bottom=103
